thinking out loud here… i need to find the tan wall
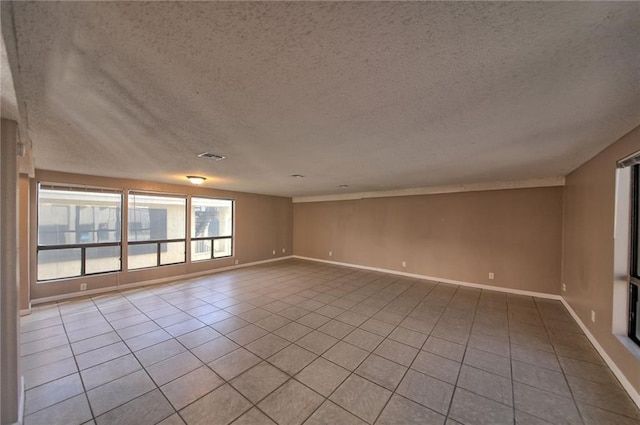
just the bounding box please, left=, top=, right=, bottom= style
left=562, top=125, right=640, bottom=394
left=29, top=170, right=292, bottom=301
left=294, top=187, right=563, bottom=294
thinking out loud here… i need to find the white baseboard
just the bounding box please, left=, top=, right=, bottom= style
left=560, top=298, right=640, bottom=409
left=31, top=256, right=293, bottom=306
left=293, top=255, right=562, bottom=300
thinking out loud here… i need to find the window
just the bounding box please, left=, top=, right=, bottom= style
left=37, top=185, right=122, bottom=281
left=191, top=197, right=233, bottom=261
left=128, top=192, right=187, bottom=269
left=37, top=186, right=234, bottom=280
left=629, top=165, right=640, bottom=345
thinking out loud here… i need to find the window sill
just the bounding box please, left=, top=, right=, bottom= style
left=615, top=334, right=640, bottom=360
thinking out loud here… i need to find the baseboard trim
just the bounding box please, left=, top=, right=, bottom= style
left=292, top=256, right=562, bottom=300
left=31, top=256, right=294, bottom=306
left=560, top=298, right=640, bottom=409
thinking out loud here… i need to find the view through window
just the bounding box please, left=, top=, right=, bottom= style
left=37, top=185, right=122, bottom=280
left=128, top=192, right=187, bottom=269
left=37, top=185, right=234, bottom=281
left=191, top=197, right=233, bottom=261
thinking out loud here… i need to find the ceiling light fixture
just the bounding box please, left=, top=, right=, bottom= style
left=198, top=152, right=226, bottom=160
left=290, top=174, right=305, bottom=178
left=186, top=175, right=206, bottom=185
left=338, top=184, right=349, bottom=188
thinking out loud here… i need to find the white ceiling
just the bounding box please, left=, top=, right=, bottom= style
left=4, top=1, right=640, bottom=197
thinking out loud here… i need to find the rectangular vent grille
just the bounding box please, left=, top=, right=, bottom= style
left=198, top=152, right=226, bottom=160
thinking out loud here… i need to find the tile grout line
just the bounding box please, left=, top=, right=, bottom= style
left=21, top=260, right=638, bottom=425
left=31, top=264, right=450, bottom=420
left=278, top=275, right=430, bottom=424
left=85, top=292, right=183, bottom=424
left=442, top=285, right=482, bottom=423
left=507, top=295, right=517, bottom=425
left=230, top=271, right=408, bottom=425
left=367, top=283, right=449, bottom=424
left=87, top=291, right=200, bottom=422
left=222, top=271, right=423, bottom=424
left=36, top=301, right=96, bottom=423
left=535, top=297, right=586, bottom=425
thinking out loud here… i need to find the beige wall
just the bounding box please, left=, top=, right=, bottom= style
left=1, top=118, right=21, bottom=425
left=29, top=170, right=292, bottom=301
left=294, top=187, right=563, bottom=294
left=562, top=125, right=640, bottom=395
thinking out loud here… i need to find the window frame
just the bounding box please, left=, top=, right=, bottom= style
left=36, top=183, right=123, bottom=282
left=629, top=165, right=640, bottom=345
left=35, top=183, right=237, bottom=282
left=127, top=191, right=188, bottom=270
left=630, top=284, right=639, bottom=345
left=190, top=197, right=234, bottom=262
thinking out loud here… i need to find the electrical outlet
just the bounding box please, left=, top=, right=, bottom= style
left=272, top=250, right=276, bottom=255
left=402, top=261, right=407, bottom=268
left=489, top=272, right=495, bottom=280
left=591, top=310, right=596, bottom=323
left=282, top=248, right=286, bottom=253
left=329, top=251, right=333, bottom=257
left=234, top=259, right=239, bottom=265
left=562, top=283, right=566, bottom=292
left=80, top=283, right=87, bottom=291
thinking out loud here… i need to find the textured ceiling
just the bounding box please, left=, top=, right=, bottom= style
left=7, top=1, right=640, bottom=197
left=1, top=34, right=18, bottom=121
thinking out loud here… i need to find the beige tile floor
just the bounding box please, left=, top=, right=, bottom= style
left=20, top=259, right=640, bottom=425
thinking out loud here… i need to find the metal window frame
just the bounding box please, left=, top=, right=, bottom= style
left=37, top=243, right=123, bottom=281
left=629, top=165, right=640, bottom=345
left=630, top=281, right=640, bottom=345
left=36, top=185, right=236, bottom=281
left=190, top=236, right=234, bottom=261
left=127, top=191, right=188, bottom=242
left=190, top=197, right=234, bottom=261
left=126, top=191, right=188, bottom=269
left=128, top=238, right=187, bottom=269
left=36, top=184, right=124, bottom=282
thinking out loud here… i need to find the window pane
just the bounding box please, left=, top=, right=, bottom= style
left=38, top=248, right=81, bottom=280
left=191, top=240, right=212, bottom=262
left=633, top=283, right=640, bottom=342
left=635, top=289, right=640, bottom=341
left=630, top=166, right=640, bottom=345
left=128, top=243, right=158, bottom=270
left=161, top=241, right=185, bottom=265
left=192, top=198, right=233, bottom=238
left=86, top=246, right=121, bottom=274
left=128, top=193, right=186, bottom=241
left=38, top=188, right=121, bottom=245
left=636, top=167, right=640, bottom=276
left=214, top=238, right=232, bottom=258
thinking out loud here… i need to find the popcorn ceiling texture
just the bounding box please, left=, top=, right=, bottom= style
left=8, top=2, right=640, bottom=196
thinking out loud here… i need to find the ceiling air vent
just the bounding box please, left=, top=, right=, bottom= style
left=198, top=152, right=226, bottom=160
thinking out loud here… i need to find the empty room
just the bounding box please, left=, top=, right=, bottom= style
left=1, top=2, right=640, bottom=425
